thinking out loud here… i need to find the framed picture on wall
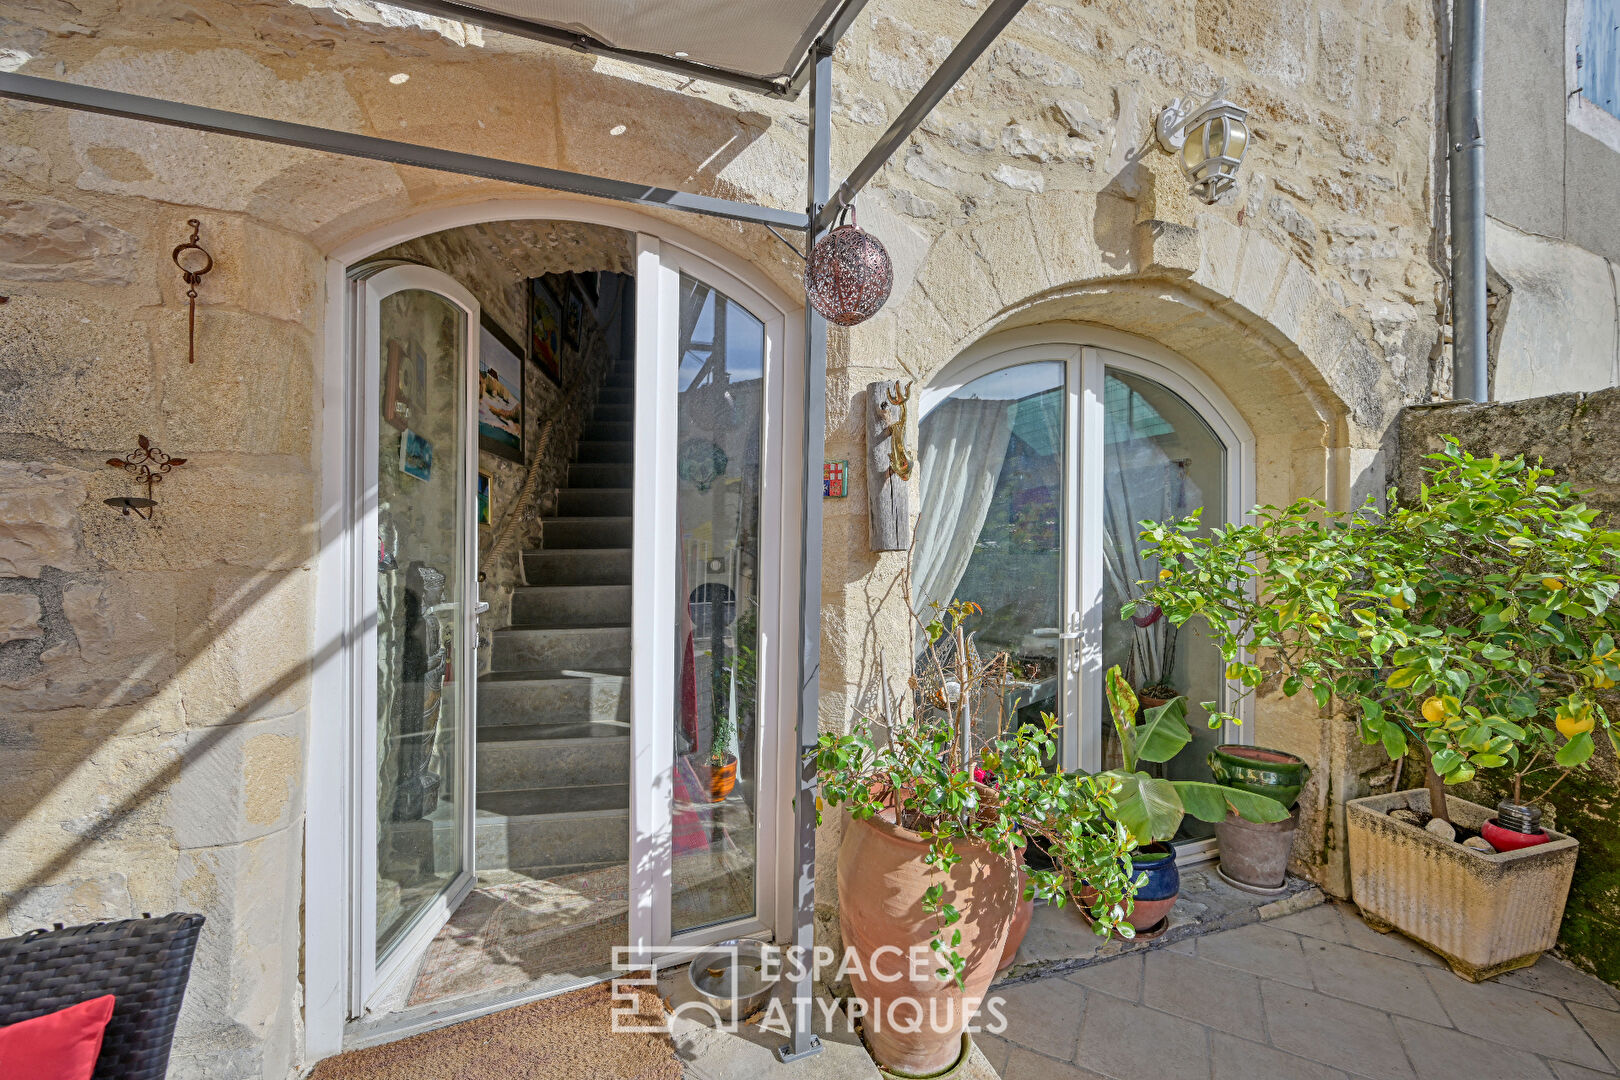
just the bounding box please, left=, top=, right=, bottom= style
left=477, top=314, right=525, bottom=462
left=530, top=276, right=564, bottom=387
left=563, top=276, right=585, bottom=351
left=477, top=471, right=492, bottom=525
left=400, top=428, right=433, bottom=482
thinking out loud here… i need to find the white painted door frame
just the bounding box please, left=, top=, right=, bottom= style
left=919, top=327, right=1257, bottom=851
left=627, top=240, right=797, bottom=966
left=306, top=199, right=803, bottom=1065
left=348, top=263, right=482, bottom=1013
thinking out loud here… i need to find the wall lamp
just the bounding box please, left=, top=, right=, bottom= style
left=1156, top=80, right=1250, bottom=204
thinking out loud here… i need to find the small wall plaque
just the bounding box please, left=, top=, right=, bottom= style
left=824, top=460, right=848, bottom=498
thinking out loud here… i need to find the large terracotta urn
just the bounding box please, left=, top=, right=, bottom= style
left=838, top=811, right=1019, bottom=1075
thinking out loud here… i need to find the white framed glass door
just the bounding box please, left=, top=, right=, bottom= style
left=628, top=237, right=793, bottom=961
left=350, top=263, right=481, bottom=1009
left=917, top=341, right=1252, bottom=847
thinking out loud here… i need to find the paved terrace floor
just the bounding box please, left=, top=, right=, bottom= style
left=985, top=899, right=1620, bottom=1080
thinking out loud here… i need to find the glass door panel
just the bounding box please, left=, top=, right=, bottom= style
left=915, top=362, right=1067, bottom=745
left=670, top=274, right=766, bottom=934
left=368, top=276, right=477, bottom=981
left=1099, top=367, right=1228, bottom=839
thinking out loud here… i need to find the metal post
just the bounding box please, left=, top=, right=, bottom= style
left=777, top=40, right=832, bottom=1067
left=1449, top=0, right=1488, bottom=402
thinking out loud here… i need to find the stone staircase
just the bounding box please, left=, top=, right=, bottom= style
left=473, top=364, right=634, bottom=877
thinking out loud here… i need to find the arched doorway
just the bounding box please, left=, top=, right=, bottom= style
left=306, top=203, right=803, bottom=1056
left=917, top=329, right=1255, bottom=853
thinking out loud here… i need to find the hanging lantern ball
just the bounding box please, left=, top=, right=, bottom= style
left=806, top=220, right=893, bottom=327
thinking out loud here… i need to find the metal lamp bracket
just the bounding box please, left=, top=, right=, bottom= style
left=1155, top=96, right=1197, bottom=152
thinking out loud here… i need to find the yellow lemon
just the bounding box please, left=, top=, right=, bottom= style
left=1159, top=568, right=1174, bottom=580
left=1389, top=593, right=1410, bottom=611
left=1558, top=710, right=1595, bottom=740
left=1420, top=696, right=1447, bottom=724
left=1542, top=576, right=1566, bottom=591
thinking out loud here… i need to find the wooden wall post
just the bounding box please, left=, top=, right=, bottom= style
left=866, top=378, right=912, bottom=551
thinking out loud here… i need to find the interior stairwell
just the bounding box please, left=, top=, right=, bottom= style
left=474, top=360, right=634, bottom=880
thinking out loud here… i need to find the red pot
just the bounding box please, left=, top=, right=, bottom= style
left=998, top=854, right=1033, bottom=972
left=1480, top=819, right=1550, bottom=852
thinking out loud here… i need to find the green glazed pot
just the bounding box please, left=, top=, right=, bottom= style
left=1207, top=744, right=1310, bottom=810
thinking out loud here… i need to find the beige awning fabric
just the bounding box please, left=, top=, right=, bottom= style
left=424, top=0, right=851, bottom=84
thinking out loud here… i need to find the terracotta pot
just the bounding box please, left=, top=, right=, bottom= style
left=691, top=754, right=738, bottom=802
left=1215, top=805, right=1300, bottom=892
left=998, top=855, right=1033, bottom=973
left=1078, top=842, right=1179, bottom=933
left=1138, top=694, right=1175, bottom=713
left=838, top=812, right=1019, bottom=1076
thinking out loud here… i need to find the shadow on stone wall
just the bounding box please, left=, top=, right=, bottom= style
left=1398, top=388, right=1620, bottom=982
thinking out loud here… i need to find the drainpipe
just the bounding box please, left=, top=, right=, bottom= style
left=1449, top=0, right=1488, bottom=402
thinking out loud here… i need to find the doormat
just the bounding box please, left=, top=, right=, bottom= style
left=312, top=980, right=680, bottom=1080
left=408, top=866, right=630, bottom=1007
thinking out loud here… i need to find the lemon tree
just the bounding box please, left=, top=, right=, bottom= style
left=1127, top=438, right=1620, bottom=821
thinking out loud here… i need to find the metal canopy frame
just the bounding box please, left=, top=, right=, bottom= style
left=0, top=0, right=1030, bottom=1064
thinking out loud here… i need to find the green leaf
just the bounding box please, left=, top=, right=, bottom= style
left=1312, top=683, right=1332, bottom=710
left=1107, top=771, right=1185, bottom=845
left=1175, top=781, right=1291, bottom=825
left=1134, top=697, right=1193, bottom=764
left=1387, top=667, right=1421, bottom=689
left=1381, top=725, right=1408, bottom=761
left=1556, top=731, right=1595, bottom=769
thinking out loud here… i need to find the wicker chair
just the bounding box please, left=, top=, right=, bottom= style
left=0, top=912, right=205, bottom=1080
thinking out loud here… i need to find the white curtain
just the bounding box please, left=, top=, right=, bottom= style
left=1104, top=427, right=1198, bottom=684
left=912, top=396, right=1014, bottom=627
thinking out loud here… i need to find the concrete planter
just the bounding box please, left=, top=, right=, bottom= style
left=1347, top=789, right=1578, bottom=981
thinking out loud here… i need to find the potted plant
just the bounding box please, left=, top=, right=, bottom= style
left=1207, top=745, right=1310, bottom=893
left=1131, top=438, right=1620, bottom=979
left=1096, top=667, right=1290, bottom=931
left=1127, top=601, right=1180, bottom=708
left=691, top=709, right=738, bottom=802
left=815, top=601, right=1139, bottom=1076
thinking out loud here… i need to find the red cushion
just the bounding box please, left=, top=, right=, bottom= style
left=0, top=995, right=116, bottom=1080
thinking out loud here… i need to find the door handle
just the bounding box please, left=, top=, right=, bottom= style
left=1059, top=612, right=1082, bottom=674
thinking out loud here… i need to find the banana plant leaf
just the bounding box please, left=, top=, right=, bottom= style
left=1134, top=697, right=1194, bottom=765
left=1105, top=770, right=1290, bottom=845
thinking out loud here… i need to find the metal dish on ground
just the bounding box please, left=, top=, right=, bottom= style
left=685, top=938, right=776, bottom=1021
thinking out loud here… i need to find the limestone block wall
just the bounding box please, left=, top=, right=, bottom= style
left=0, top=0, right=1449, bottom=1073
left=1398, top=390, right=1620, bottom=983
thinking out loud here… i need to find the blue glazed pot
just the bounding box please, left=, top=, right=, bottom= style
left=1133, top=841, right=1181, bottom=902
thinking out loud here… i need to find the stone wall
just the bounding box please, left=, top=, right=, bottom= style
left=1398, top=390, right=1620, bottom=982
left=0, top=0, right=1448, bottom=1073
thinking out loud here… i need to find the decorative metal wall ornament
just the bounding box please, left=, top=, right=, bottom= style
left=171, top=219, right=213, bottom=363
left=1155, top=80, right=1250, bottom=204
left=105, top=435, right=187, bottom=519
left=805, top=210, right=893, bottom=327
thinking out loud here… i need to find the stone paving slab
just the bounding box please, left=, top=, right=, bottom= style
left=995, top=864, right=1324, bottom=986
left=990, top=899, right=1620, bottom=1080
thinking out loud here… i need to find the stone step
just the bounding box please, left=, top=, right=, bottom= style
left=491, top=625, right=630, bottom=671
left=597, top=386, right=633, bottom=405
left=510, top=583, right=632, bottom=625
left=540, top=517, right=632, bottom=550
left=476, top=722, right=631, bottom=791
left=469, top=785, right=630, bottom=871
left=477, top=669, right=630, bottom=728
left=522, top=547, right=631, bottom=585
left=581, top=421, right=633, bottom=442
left=555, top=488, right=633, bottom=516
left=573, top=440, right=634, bottom=464
left=569, top=462, right=634, bottom=487
left=592, top=403, right=633, bottom=423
